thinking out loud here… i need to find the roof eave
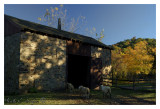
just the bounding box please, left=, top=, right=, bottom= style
left=21, top=28, right=112, bottom=50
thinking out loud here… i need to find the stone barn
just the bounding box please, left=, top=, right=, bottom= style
left=4, top=14, right=112, bottom=94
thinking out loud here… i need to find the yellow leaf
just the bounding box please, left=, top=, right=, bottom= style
left=60, top=4, right=63, bottom=7
left=55, top=7, right=58, bottom=11
left=38, top=17, right=41, bottom=21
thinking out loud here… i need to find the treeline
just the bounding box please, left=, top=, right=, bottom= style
left=111, top=37, right=156, bottom=80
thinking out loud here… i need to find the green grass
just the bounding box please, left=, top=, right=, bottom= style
left=4, top=87, right=156, bottom=105
left=112, top=80, right=156, bottom=90
left=111, top=87, right=156, bottom=104
left=4, top=91, right=113, bottom=105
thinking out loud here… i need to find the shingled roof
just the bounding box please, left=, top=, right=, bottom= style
left=5, top=14, right=112, bottom=49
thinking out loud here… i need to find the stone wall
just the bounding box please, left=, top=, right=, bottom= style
left=91, top=46, right=112, bottom=86
left=4, top=31, right=111, bottom=94
left=19, top=32, right=66, bottom=92
left=4, top=33, right=20, bottom=94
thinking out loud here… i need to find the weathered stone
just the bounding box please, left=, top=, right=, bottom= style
left=5, top=31, right=112, bottom=94
left=19, top=32, right=67, bottom=91
left=91, top=46, right=112, bottom=86
left=4, top=33, right=20, bottom=95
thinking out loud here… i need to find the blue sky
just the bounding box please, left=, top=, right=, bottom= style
left=4, top=4, right=156, bottom=45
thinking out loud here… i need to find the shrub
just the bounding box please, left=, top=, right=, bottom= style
left=28, top=87, right=38, bottom=93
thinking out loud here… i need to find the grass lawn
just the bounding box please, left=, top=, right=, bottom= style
left=113, top=80, right=156, bottom=91
left=113, top=80, right=156, bottom=86
left=4, top=87, right=156, bottom=105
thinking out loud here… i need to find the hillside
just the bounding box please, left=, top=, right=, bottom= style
left=114, top=37, right=155, bottom=49
left=111, top=37, right=156, bottom=80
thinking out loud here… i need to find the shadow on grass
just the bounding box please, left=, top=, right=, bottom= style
left=4, top=90, right=90, bottom=105
left=111, top=87, right=156, bottom=105
left=4, top=87, right=156, bottom=105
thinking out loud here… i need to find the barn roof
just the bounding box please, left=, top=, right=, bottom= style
left=5, top=14, right=113, bottom=49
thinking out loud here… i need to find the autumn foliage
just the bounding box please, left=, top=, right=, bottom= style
left=112, top=37, right=156, bottom=80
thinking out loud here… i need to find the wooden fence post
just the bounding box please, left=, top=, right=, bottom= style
left=133, top=79, right=135, bottom=90
left=115, top=78, right=117, bottom=87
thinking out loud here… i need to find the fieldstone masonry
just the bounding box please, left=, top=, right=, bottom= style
left=4, top=33, right=20, bottom=94
left=91, top=46, right=112, bottom=86
left=19, top=32, right=66, bottom=92
left=5, top=31, right=112, bottom=94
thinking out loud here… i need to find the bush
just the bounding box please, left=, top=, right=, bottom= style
left=28, top=87, right=38, bottom=93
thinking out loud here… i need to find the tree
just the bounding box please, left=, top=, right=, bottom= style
left=112, top=39, right=155, bottom=81
left=97, top=29, right=105, bottom=42
left=111, top=45, right=127, bottom=80
left=122, top=41, right=154, bottom=80
left=38, top=5, right=105, bottom=41
left=38, top=4, right=86, bottom=32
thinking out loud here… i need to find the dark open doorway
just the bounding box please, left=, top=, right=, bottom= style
left=67, top=54, right=90, bottom=88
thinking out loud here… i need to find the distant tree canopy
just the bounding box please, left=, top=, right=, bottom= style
left=112, top=37, right=156, bottom=80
